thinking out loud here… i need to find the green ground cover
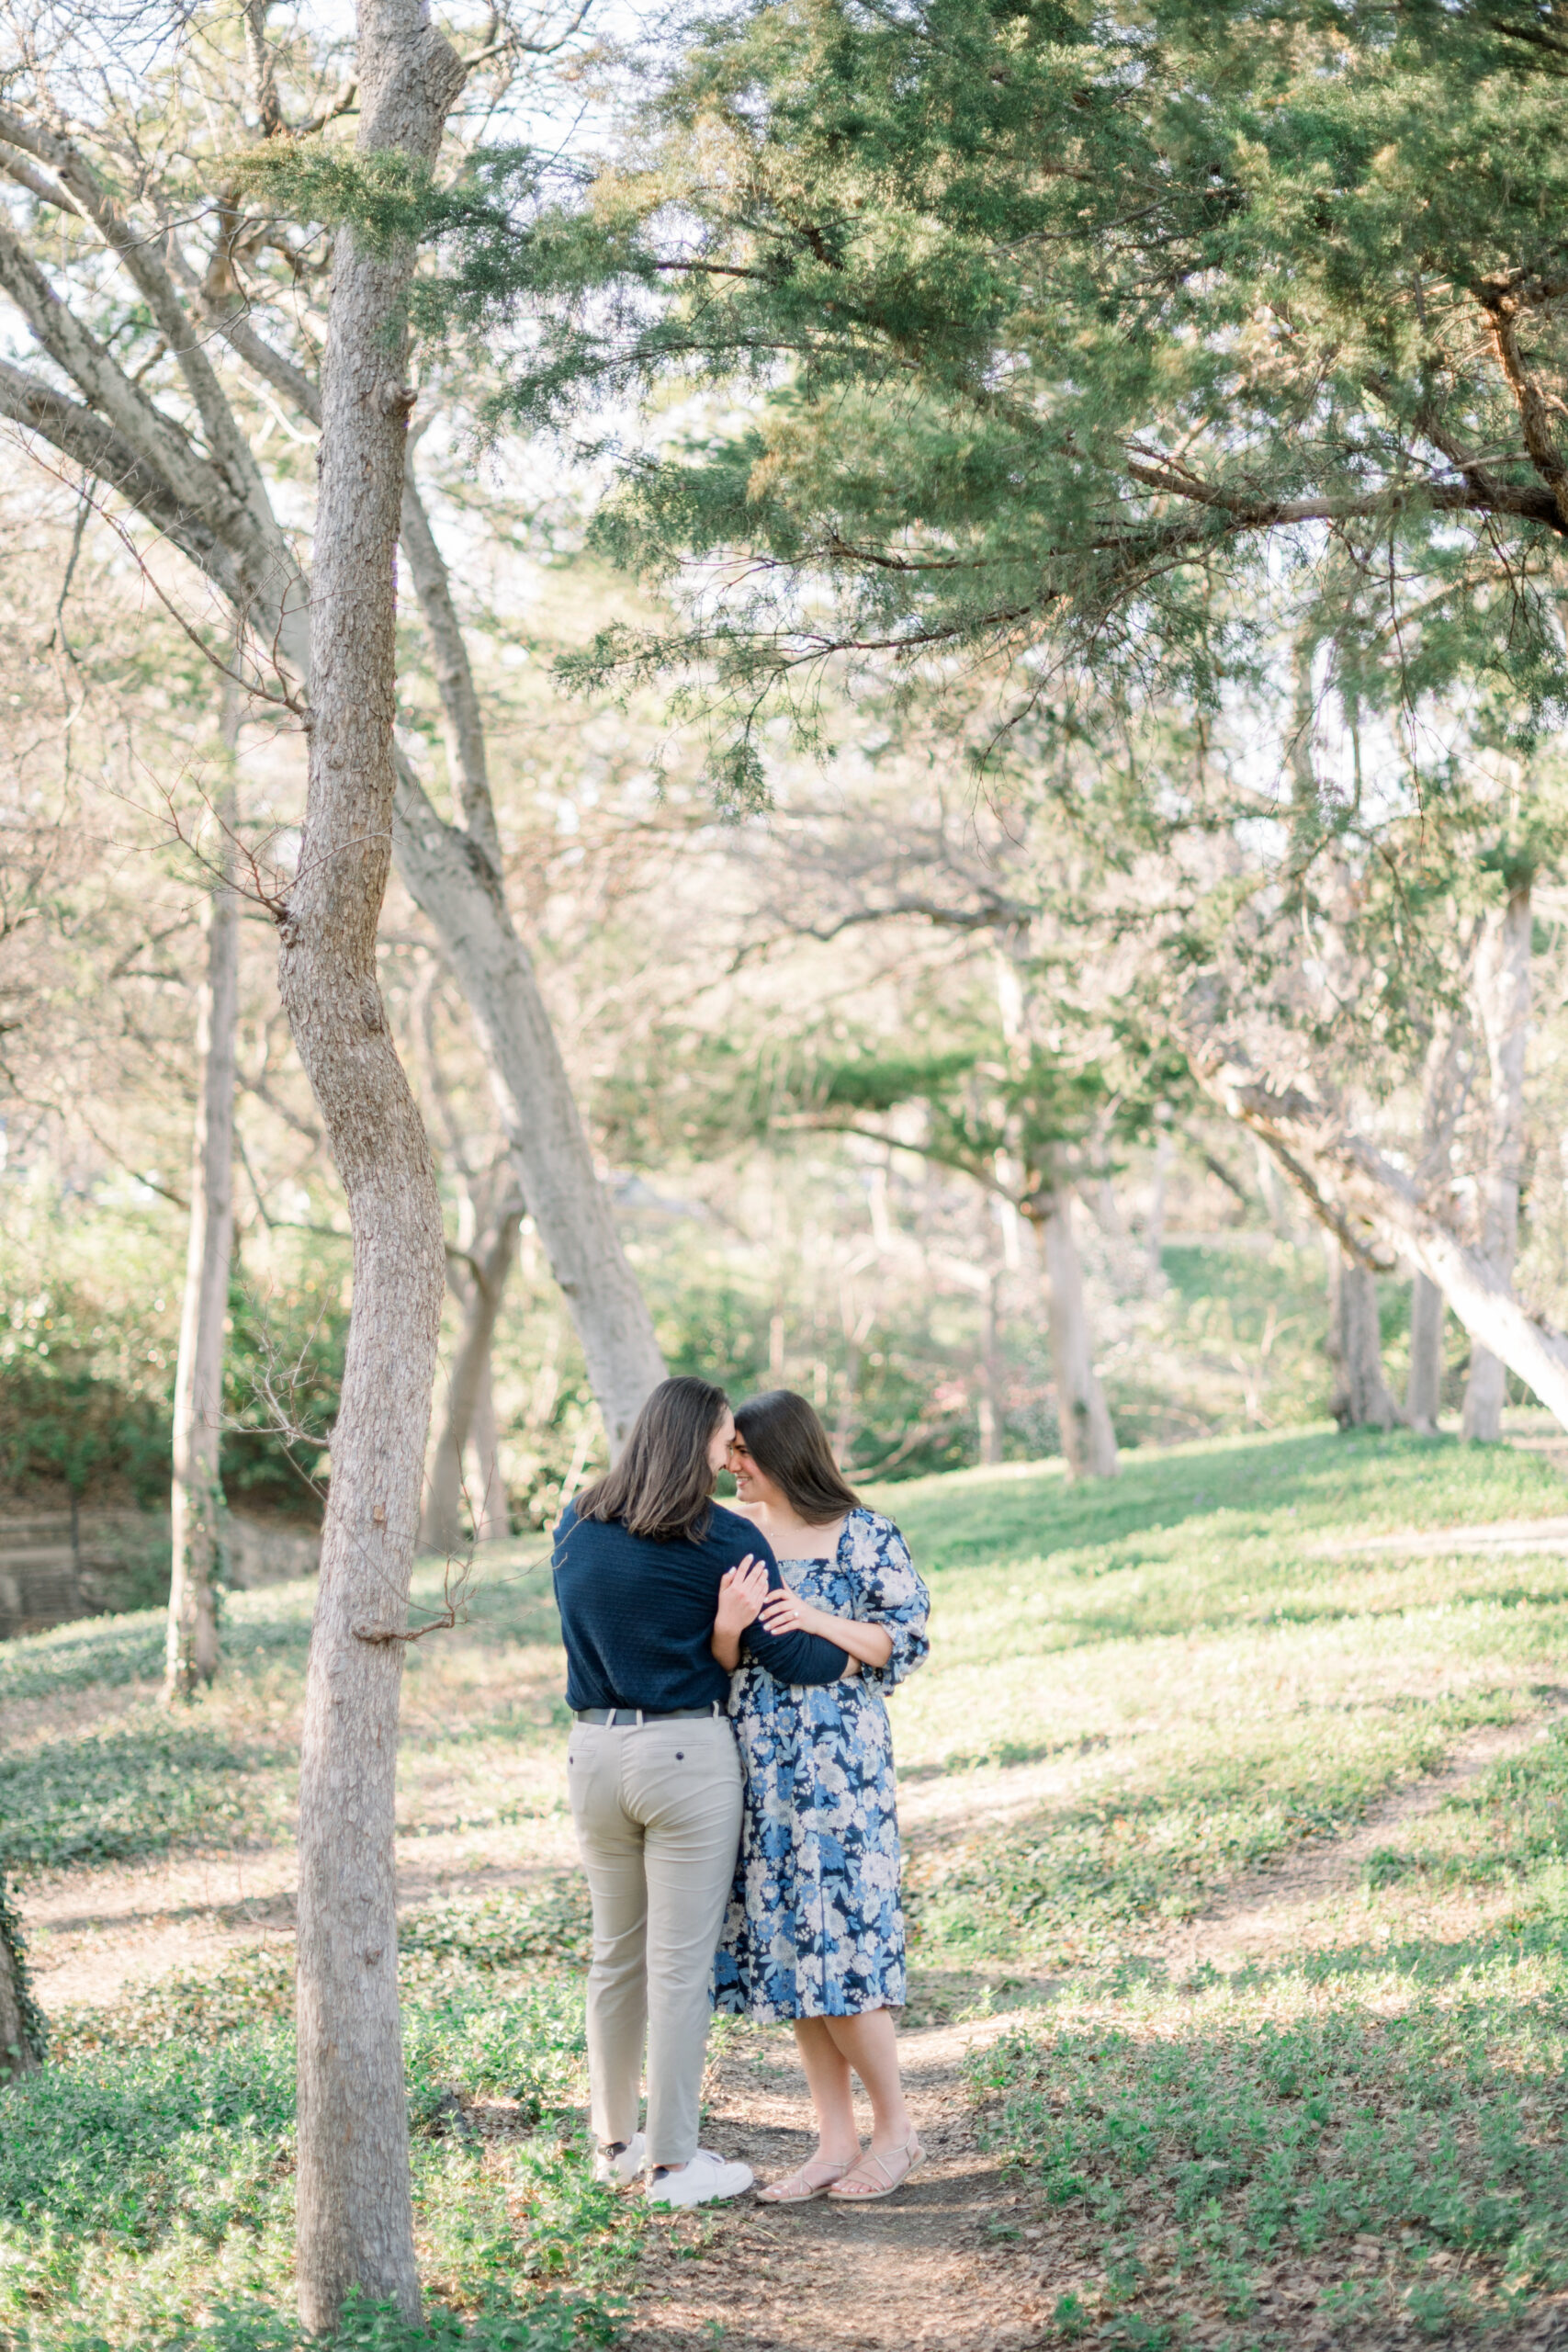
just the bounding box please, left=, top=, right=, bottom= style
left=968, top=1905, right=1568, bottom=2346
left=1, top=1893, right=632, bottom=2352
left=2, top=1425, right=1566, bottom=2346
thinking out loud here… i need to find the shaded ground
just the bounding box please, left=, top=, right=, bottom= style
left=630, top=2005, right=1040, bottom=2352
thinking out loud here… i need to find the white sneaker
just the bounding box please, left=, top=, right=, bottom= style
left=592, top=2132, right=647, bottom=2186
left=645, top=2148, right=754, bottom=2207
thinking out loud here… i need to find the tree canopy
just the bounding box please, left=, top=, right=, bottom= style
left=426, top=0, right=1568, bottom=789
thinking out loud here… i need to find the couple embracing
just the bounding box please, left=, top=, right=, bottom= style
left=552, top=1376, right=931, bottom=2211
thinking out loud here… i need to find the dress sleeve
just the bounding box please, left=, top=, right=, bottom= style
left=848, top=1513, right=931, bottom=1691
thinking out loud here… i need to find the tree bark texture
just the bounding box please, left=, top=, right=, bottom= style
left=977, top=1270, right=1003, bottom=1464
left=1192, top=1042, right=1568, bottom=1430
left=423, top=1201, right=522, bottom=1553
left=0, top=1874, right=41, bottom=2079
left=283, top=6, right=461, bottom=2330
left=164, top=767, right=239, bottom=1701
left=1462, top=887, right=1532, bottom=1443
left=1407, top=1274, right=1446, bottom=1432
left=1145, top=1125, right=1172, bottom=1287
left=468, top=1354, right=511, bottom=1541
left=1324, top=1240, right=1397, bottom=1430
left=1033, top=1186, right=1120, bottom=1479
left=0, top=141, right=664, bottom=1464
left=0, top=1938, right=32, bottom=2079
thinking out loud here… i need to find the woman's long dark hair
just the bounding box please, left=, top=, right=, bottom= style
left=574, top=1375, right=729, bottom=1543
left=733, top=1390, right=861, bottom=1526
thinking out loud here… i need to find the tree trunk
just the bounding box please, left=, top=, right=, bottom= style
left=1191, top=1040, right=1568, bottom=1429
left=0, top=1877, right=40, bottom=2079
left=1034, top=1185, right=1119, bottom=1478
left=1462, top=885, right=1532, bottom=1442
left=283, top=5, right=460, bottom=2331
left=390, top=766, right=665, bottom=1453
left=468, top=1354, right=510, bottom=1542
left=1405, top=1002, right=1467, bottom=1436
left=1407, top=1274, right=1446, bottom=1432
left=1251, top=1136, right=1296, bottom=1236
left=392, top=468, right=664, bottom=1452
left=423, top=1202, right=522, bottom=1554
left=977, top=1269, right=1003, bottom=1464
left=1145, top=1125, right=1172, bottom=1287
left=164, top=760, right=238, bottom=1701
left=1324, top=1238, right=1397, bottom=1430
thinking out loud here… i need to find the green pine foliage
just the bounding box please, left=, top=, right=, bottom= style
left=418, top=0, right=1568, bottom=777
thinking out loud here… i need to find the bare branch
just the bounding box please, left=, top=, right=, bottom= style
left=400, top=468, right=503, bottom=874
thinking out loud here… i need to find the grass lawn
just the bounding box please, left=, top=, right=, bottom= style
left=3, top=1425, right=1568, bottom=2347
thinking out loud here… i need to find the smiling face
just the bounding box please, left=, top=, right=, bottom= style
left=727, top=1429, right=785, bottom=1511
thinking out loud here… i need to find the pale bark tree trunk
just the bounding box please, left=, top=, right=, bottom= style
left=164, top=752, right=239, bottom=1701
left=1405, top=1006, right=1468, bottom=1434
left=991, top=931, right=1115, bottom=1477
left=1145, top=1124, right=1172, bottom=1287
left=1407, top=1276, right=1446, bottom=1432
left=423, top=1201, right=522, bottom=1554
left=1462, top=886, right=1533, bottom=1442
left=1324, top=1238, right=1397, bottom=1430
left=1032, top=1182, right=1119, bottom=1479
left=977, top=1269, right=1003, bottom=1464
left=1252, top=1135, right=1296, bottom=1236
left=468, top=1355, right=510, bottom=1542
left=390, top=785, right=665, bottom=1453
left=283, top=5, right=460, bottom=2330
left=1191, top=1040, right=1568, bottom=1430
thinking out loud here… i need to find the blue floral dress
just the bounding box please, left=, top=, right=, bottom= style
left=713, top=1509, right=931, bottom=2021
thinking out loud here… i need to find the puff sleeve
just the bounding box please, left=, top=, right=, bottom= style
left=845, top=1510, right=930, bottom=1691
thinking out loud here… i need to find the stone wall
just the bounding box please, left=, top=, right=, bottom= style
left=0, top=1507, right=320, bottom=1641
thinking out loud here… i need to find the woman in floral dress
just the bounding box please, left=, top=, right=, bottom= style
left=710, top=1389, right=931, bottom=2203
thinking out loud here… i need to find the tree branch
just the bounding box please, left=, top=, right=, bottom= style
left=398, top=468, right=503, bottom=876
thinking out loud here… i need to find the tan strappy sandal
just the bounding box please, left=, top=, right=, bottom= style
left=826, top=2130, right=924, bottom=2202
left=758, top=2156, right=854, bottom=2204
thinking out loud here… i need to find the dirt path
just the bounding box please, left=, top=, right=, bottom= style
left=1175, top=1706, right=1566, bottom=1972
left=627, top=2007, right=1041, bottom=2352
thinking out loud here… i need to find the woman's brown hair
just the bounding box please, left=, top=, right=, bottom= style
left=573, top=1375, right=730, bottom=1543
left=733, top=1390, right=861, bottom=1525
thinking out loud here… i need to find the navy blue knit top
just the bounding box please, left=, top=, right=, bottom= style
left=552, top=1498, right=852, bottom=1713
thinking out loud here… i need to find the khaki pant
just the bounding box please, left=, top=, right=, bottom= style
left=565, top=1713, right=743, bottom=2167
